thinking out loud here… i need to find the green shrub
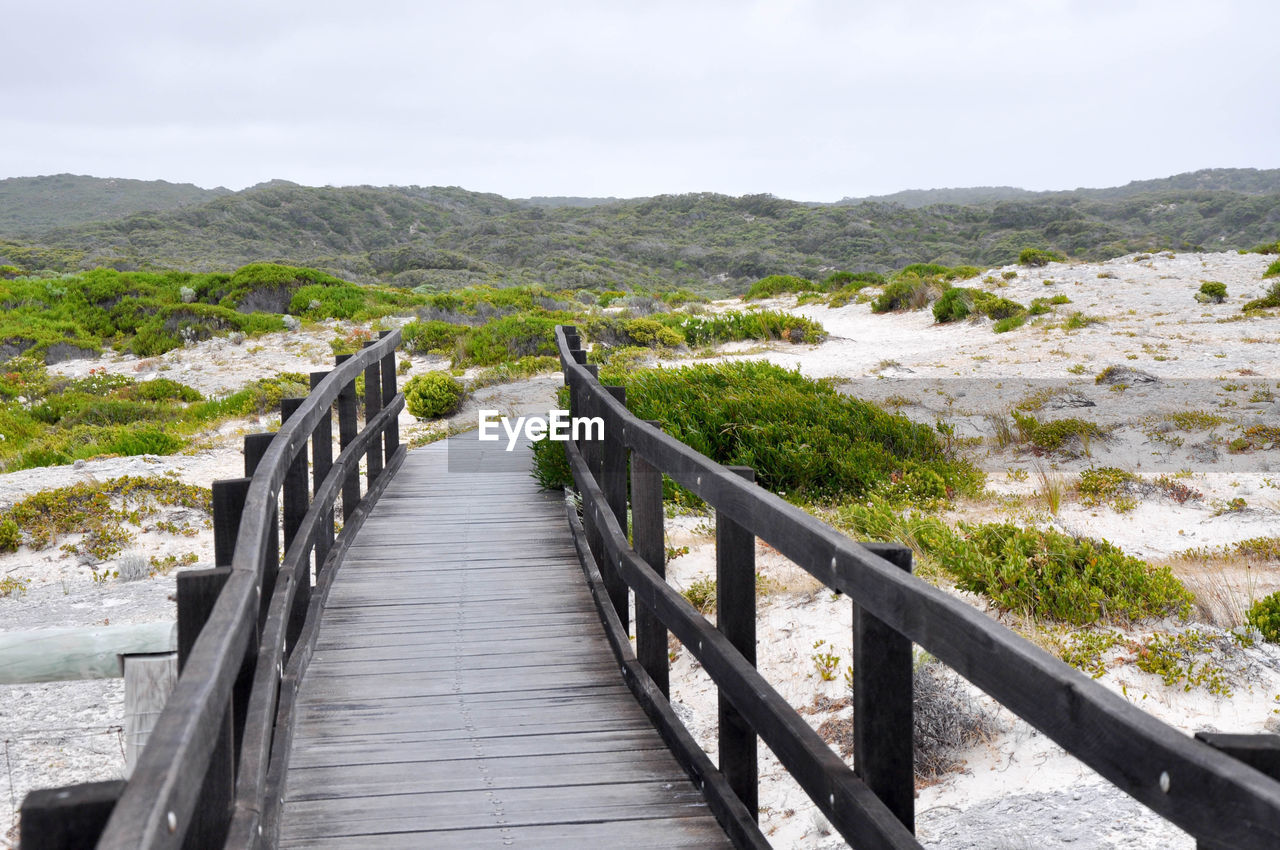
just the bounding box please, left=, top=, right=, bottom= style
left=0, top=518, right=19, bottom=552
left=872, top=277, right=934, bottom=313
left=1248, top=593, right=1280, bottom=642
left=1078, top=467, right=1136, bottom=507
left=744, top=275, right=820, bottom=300
left=1012, top=412, right=1104, bottom=454
left=946, top=523, right=1191, bottom=624
left=1196, top=281, right=1228, bottom=304
left=129, top=378, right=202, bottom=403
left=932, top=288, right=972, bottom=323
left=1019, top=248, right=1065, bottom=267
left=595, top=361, right=982, bottom=502
left=1266, top=259, right=1280, bottom=279
left=623, top=318, right=683, bottom=347
left=530, top=437, right=572, bottom=489
left=823, top=271, right=884, bottom=290
left=992, top=314, right=1027, bottom=333
left=1243, top=280, right=1280, bottom=311
left=404, top=372, right=466, bottom=419
left=971, top=291, right=1025, bottom=320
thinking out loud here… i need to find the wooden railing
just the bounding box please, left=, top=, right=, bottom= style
left=554, top=323, right=1280, bottom=849
left=20, top=330, right=405, bottom=850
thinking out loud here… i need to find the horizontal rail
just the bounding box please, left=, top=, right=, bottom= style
left=554, top=324, right=1280, bottom=848
left=94, top=330, right=401, bottom=850
left=566, top=435, right=919, bottom=848
left=0, top=622, right=175, bottom=683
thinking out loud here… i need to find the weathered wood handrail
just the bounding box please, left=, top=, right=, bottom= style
left=21, top=329, right=404, bottom=850
left=554, top=323, right=1280, bottom=848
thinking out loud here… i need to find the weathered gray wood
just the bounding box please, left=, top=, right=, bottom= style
left=242, top=432, right=279, bottom=631
left=0, top=622, right=175, bottom=684
left=854, top=542, right=915, bottom=831
left=602, top=384, right=630, bottom=632
left=334, top=353, right=362, bottom=523
left=308, top=371, right=335, bottom=574
left=378, top=328, right=399, bottom=465
left=124, top=652, right=178, bottom=776
left=717, top=465, right=758, bottom=821
left=277, top=436, right=732, bottom=848
left=20, top=779, right=125, bottom=850
left=361, top=340, right=383, bottom=486
left=553, top=324, right=1280, bottom=849
left=632, top=424, right=669, bottom=698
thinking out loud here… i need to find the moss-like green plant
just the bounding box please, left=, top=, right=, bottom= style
left=1136, top=630, right=1231, bottom=695
left=595, top=360, right=982, bottom=503
left=404, top=372, right=465, bottom=419
left=0, top=518, right=19, bottom=552
left=743, top=275, right=820, bottom=300
left=1243, top=280, right=1280, bottom=311
left=530, top=437, right=572, bottom=490
left=1012, top=412, right=1104, bottom=454
left=1247, top=592, right=1280, bottom=642
left=1197, top=281, right=1228, bottom=304
left=1019, top=248, right=1065, bottom=267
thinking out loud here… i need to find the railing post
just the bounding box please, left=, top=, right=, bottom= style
left=602, top=385, right=629, bottom=633
left=19, top=780, right=125, bottom=850
left=631, top=427, right=668, bottom=698
left=309, top=371, right=335, bottom=572
left=379, top=329, right=399, bottom=465
left=176, top=567, right=235, bottom=848
left=853, top=542, right=915, bottom=833
left=717, top=465, right=758, bottom=820
left=362, top=340, right=383, bottom=487
left=212, top=476, right=256, bottom=765
left=122, top=652, right=178, bottom=776
left=1194, top=733, right=1280, bottom=850
left=335, top=354, right=361, bottom=522
left=579, top=367, right=607, bottom=584
left=243, top=433, right=279, bottom=632
left=281, top=397, right=311, bottom=651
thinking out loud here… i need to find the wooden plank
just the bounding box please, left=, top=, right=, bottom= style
left=279, top=814, right=730, bottom=849
left=278, top=437, right=732, bottom=848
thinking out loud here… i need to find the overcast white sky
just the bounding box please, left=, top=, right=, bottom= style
left=3, top=0, right=1277, bottom=201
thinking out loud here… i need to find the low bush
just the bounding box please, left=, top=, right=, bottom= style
left=1244, top=593, right=1280, bottom=640
left=530, top=437, right=572, bottom=489
left=823, top=271, right=884, bottom=290
left=1243, top=280, right=1280, bottom=311
left=1012, top=412, right=1104, bottom=454
left=872, top=277, right=935, bottom=313
left=595, top=360, right=982, bottom=503
left=743, top=275, right=821, bottom=300
left=1197, top=281, right=1228, bottom=304
left=1266, top=259, right=1280, bottom=279
left=836, top=500, right=1191, bottom=624
left=1019, top=248, right=1065, bottom=267
left=404, top=372, right=466, bottom=419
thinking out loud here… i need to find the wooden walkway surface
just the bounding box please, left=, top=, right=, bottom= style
left=279, top=434, right=732, bottom=848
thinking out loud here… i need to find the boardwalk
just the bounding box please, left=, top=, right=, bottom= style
left=278, top=435, right=733, bottom=848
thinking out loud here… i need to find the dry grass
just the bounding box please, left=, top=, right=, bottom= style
left=1166, top=556, right=1273, bottom=628
left=1033, top=462, right=1068, bottom=515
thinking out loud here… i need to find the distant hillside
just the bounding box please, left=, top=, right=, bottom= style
left=840, top=168, right=1280, bottom=208
left=514, top=196, right=629, bottom=208
left=1, top=170, right=1277, bottom=293
left=0, top=174, right=230, bottom=236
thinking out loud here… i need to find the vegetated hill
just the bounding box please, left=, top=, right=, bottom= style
left=839, top=168, right=1280, bottom=208
left=1, top=172, right=1278, bottom=294
left=513, top=196, right=629, bottom=208
left=0, top=174, right=230, bottom=236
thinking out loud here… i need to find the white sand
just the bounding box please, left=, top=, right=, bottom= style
left=3, top=251, right=1280, bottom=847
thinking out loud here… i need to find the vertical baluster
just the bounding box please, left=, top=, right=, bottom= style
left=362, top=341, right=383, bottom=487
left=243, top=433, right=279, bottom=633
left=853, top=542, right=915, bottom=833
left=717, top=466, right=758, bottom=819
left=378, top=330, right=399, bottom=464
left=601, top=385, right=629, bottom=632
left=335, top=354, right=361, bottom=521
left=630, top=432, right=668, bottom=697
left=212, top=478, right=255, bottom=765
left=309, top=371, right=335, bottom=573
left=281, top=397, right=311, bottom=651
left=176, top=568, right=234, bottom=848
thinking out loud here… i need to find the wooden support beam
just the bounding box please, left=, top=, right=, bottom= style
left=601, top=384, right=629, bottom=633
left=309, top=371, right=335, bottom=572
left=379, top=329, right=399, bottom=465
left=176, top=568, right=236, bottom=849
left=211, top=478, right=250, bottom=570
left=854, top=542, right=915, bottom=833
left=20, top=780, right=125, bottom=850
left=243, top=432, right=279, bottom=632
left=362, top=341, right=383, bottom=487
left=123, top=652, right=178, bottom=776
left=717, top=465, right=758, bottom=820
left=631, top=436, right=668, bottom=698
left=335, top=354, right=361, bottom=522
left=280, top=397, right=312, bottom=652
left=1195, top=733, right=1280, bottom=850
